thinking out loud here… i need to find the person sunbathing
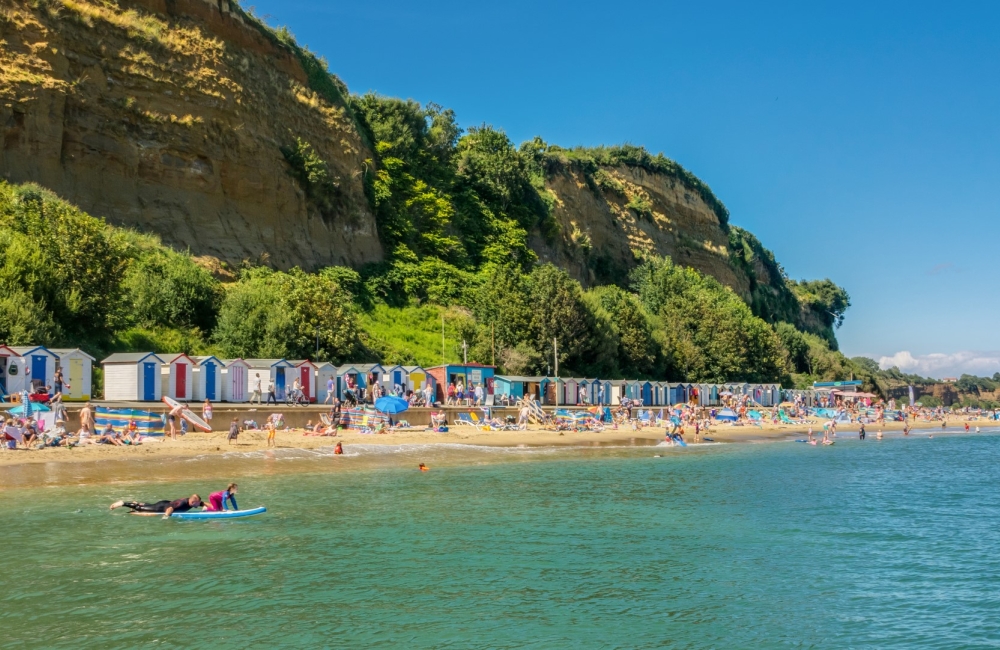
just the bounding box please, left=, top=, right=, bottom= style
left=110, top=495, right=203, bottom=518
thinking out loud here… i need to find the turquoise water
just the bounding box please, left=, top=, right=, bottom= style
left=4, top=431, right=1000, bottom=648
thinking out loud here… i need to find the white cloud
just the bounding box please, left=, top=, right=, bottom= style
left=878, top=350, right=1000, bottom=379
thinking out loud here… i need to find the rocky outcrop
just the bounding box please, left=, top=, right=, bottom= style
left=0, top=0, right=382, bottom=270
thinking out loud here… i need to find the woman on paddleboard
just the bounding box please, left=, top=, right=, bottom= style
left=110, top=495, right=202, bottom=518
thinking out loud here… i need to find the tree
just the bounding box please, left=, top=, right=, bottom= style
left=585, top=285, right=659, bottom=377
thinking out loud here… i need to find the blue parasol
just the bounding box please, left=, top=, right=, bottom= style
left=375, top=396, right=409, bottom=414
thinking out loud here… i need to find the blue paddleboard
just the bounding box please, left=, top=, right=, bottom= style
left=171, top=507, right=267, bottom=520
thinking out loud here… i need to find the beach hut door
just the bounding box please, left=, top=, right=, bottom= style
left=301, top=367, right=311, bottom=400
left=142, top=363, right=157, bottom=400
left=31, top=355, right=46, bottom=386
left=69, top=358, right=83, bottom=398
left=205, top=362, right=217, bottom=401
left=276, top=368, right=286, bottom=400
left=176, top=363, right=187, bottom=399
left=394, top=370, right=402, bottom=390
left=231, top=365, right=244, bottom=401
left=0, top=356, right=7, bottom=394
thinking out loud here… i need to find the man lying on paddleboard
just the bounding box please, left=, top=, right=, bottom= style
left=110, top=495, right=202, bottom=518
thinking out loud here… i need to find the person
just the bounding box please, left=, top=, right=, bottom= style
left=807, top=427, right=814, bottom=443
left=266, top=379, right=277, bottom=405
left=903, top=424, right=910, bottom=436
left=77, top=423, right=93, bottom=446
left=202, top=400, right=213, bottom=430
left=110, top=495, right=202, bottom=518
left=419, top=463, right=428, bottom=472
left=166, top=403, right=184, bottom=439
left=517, top=402, right=530, bottom=430
left=334, top=442, right=343, bottom=455
left=250, top=373, right=263, bottom=405
left=227, top=417, right=240, bottom=445
left=876, top=429, right=883, bottom=440
left=266, top=418, right=276, bottom=448
left=79, top=402, right=96, bottom=433
left=965, top=422, right=970, bottom=433
left=206, top=483, right=239, bottom=512
left=324, top=376, right=336, bottom=404
left=52, top=369, right=67, bottom=399
left=859, top=423, right=866, bottom=440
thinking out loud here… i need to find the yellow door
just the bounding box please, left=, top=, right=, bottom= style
left=69, top=358, right=84, bottom=400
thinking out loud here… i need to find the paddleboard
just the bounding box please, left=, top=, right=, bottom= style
left=162, top=395, right=212, bottom=432
left=171, top=507, right=267, bottom=520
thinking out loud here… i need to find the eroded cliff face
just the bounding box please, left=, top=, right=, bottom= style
left=533, top=163, right=749, bottom=294
left=0, top=0, right=382, bottom=270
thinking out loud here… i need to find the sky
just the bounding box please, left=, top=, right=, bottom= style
left=246, top=0, right=1000, bottom=378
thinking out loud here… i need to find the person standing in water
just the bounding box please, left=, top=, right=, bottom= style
left=334, top=442, right=344, bottom=455
left=859, top=423, right=866, bottom=440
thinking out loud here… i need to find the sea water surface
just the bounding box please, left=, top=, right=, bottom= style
left=3, top=431, right=1000, bottom=648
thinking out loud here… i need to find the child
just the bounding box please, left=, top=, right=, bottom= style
left=266, top=419, right=276, bottom=448
left=228, top=418, right=240, bottom=445
left=202, top=400, right=213, bottom=431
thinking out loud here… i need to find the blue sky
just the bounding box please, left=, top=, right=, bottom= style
left=246, top=0, right=1000, bottom=378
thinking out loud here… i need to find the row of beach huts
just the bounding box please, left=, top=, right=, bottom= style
left=0, top=346, right=820, bottom=407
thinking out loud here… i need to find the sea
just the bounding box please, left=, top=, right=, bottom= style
left=3, top=428, right=1000, bottom=648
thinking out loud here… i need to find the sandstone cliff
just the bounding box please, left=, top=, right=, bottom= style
left=0, top=0, right=382, bottom=269
left=534, top=160, right=748, bottom=294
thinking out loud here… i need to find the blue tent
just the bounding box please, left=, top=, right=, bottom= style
left=716, top=408, right=739, bottom=422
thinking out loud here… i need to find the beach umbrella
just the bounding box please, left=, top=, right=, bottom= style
left=8, top=402, right=49, bottom=416
left=375, top=396, right=409, bottom=414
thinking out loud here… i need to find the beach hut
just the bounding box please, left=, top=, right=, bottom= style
left=640, top=381, right=654, bottom=406
left=402, top=365, right=432, bottom=395
left=192, top=356, right=224, bottom=402
left=289, top=360, right=318, bottom=402
left=222, top=359, right=250, bottom=403
left=427, top=363, right=495, bottom=402
left=577, top=379, right=596, bottom=405
left=562, top=378, right=579, bottom=406
left=8, top=346, right=58, bottom=395
left=382, top=364, right=407, bottom=396
left=101, top=353, right=165, bottom=401
left=337, top=363, right=385, bottom=401
left=0, top=345, right=21, bottom=396
left=246, top=359, right=296, bottom=400
left=608, top=380, right=627, bottom=405
left=51, top=348, right=95, bottom=401
left=161, top=354, right=196, bottom=401
left=316, top=362, right=337, bottom=404
left=494, top=375, right=542, bottom=403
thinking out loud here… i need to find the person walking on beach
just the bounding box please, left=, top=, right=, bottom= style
left=79, top=402, right=95, bottom=433
left=228, top=417, right=240, bottom=445
left=324, top=376, right=336, bottom=404
left=266, top=379, right=277, bottom=405
left=251, top=374, right=263, bottom=405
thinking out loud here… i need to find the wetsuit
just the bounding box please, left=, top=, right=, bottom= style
left=122, top=498, right=196, bottom=514
left=208, top=490, right=238, bottom=512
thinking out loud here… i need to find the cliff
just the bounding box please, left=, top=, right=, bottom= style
left=0, top=0, right=382, bottom=269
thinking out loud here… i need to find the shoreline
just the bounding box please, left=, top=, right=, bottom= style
left=0, top=417, right=978, bottom=470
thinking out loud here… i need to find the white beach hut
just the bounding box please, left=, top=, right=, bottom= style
left=102, top=353, right=165, bottom=401
left=246, top=359, right=295, bottom=400
left=192, top=355, right=224, bottom=402
left=289, top=360, right=317, bottom=402
left=51, top=348, right=95, bottom=402
left=316, top=362, right=337, bottom=404
left=162, top=353, right=197, bottom=402
left=382, top=364, right=406, bottom=396
left=9, top=346, right=59, bottom=395
left=222, top=359, right=251, bottom=403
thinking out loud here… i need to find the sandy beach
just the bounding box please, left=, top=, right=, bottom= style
left=0, top=417, right=976, bottom=468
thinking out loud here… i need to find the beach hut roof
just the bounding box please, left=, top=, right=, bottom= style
left=401, top=365, right=427, bottom=373
left=165, top=353, right=196, bottom=365
left=223, top=358, right=250, bottom=368
left=314, top=361, right=337, bottom=371
left=348, top=363, right=385, bottom=373
left=9, top=345, right=58, bottom=358
left=192, top=355, right=223, bottom=366
left=288, top=359, right=318, bottom=369
left=50, top=348, right=96, bottom=361
left=245, top=358, right=294, bottom=368
left=102, top=352, right=165, bottom=364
